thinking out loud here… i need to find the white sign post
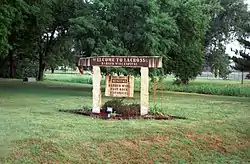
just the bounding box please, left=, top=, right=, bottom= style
left=92, top=66, right=102, bottom=113
left=140, top=67, right=149, bottom=115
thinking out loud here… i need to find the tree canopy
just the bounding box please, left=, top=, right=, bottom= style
left=232, top=25, right=250, bottom=72
left=205, top=0, right=249, bottom=78
left=0, top=0, right=249, bottom=83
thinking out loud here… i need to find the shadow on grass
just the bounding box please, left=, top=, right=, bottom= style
left=0, top=79, right=92, bottom=97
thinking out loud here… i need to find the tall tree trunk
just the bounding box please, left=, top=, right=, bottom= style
left=0, top=56, right=8, bottom=78
left=0, top=56, right=8, bottom=70
left=9, top=51, right=14, bottom=78
left=51, top=66, right=55, bottom=74
left=38, top=53, right=45, bottom=81
left=241, top=70, right=244, bottom=85
left=64, top=65, right=67, bottom=72
left=181, top=78, right=189, bottom=85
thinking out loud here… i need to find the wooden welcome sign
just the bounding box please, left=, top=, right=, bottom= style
left=105, top=76, right=134, bottom=97
left=78, top=56, right=162, bottom=68
left=78, top=56, right=162, bottom=115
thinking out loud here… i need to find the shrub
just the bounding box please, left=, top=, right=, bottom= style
left=102, top=99, right=140, bottom=117
left=102, top=99, right=124, bottom=112
left=150, top=104, right=164, bottom=115
left=164, top=84, right=250, bottom=97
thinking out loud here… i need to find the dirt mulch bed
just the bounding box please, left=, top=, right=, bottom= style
left=59, top=109, right=187, bottom=120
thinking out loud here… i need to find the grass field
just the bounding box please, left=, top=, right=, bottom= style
left=0, top=79, right=250, bottom=163
left=45, top=73, right=250, bottom=97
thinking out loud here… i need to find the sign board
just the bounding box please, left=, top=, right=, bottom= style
left=78, top=56, right=162, bottom=68
left=105, top=76, right=134, bottom=97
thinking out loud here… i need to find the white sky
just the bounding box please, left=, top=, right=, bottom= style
left=247, top=0, right=250, bottom=5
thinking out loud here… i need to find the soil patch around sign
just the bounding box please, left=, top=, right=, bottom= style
left=60, top=99, right=187, bottom=120
left=59, top=109, right=187, bottom=120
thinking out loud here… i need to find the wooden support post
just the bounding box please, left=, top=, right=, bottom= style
left=92, top=66, right=102, bottom=113
left=153, top=77, right=157, bottom=110
left=140, top=67, right=149, bottom=115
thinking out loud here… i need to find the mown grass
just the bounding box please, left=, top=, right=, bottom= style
left=45, top=73, right=250, bottom=97
left=0, top=79, right=249, bottom=163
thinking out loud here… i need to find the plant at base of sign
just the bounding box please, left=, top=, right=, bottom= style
left=107, top=107, right=113, bottom=119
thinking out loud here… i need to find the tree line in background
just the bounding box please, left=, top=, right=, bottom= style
left=231, top=21, right=250, bottom=83
left=0, top=0, right=249, bottom=84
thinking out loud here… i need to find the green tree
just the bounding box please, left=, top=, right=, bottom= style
left=70, top=0, right=175, bottom=77
left=231, top=24, right=250, bottom=84
left=208, top=42, right=231, bottom=79
left=160, top=0, right=211, bottom=84
left=31, top=0, right=81, bottom=80
left=0, top=0, right=42, bottom=78
left=0, top=0, right=12, bottom=58
left=47, top=37, right=75, bottom=73
left=4, top=0, right=247, bottom=83
left=205, top=0, right=249, bottom=78
left=0, top=0, right=81, bottom=80
left=232, top=47, right=250, bottom=72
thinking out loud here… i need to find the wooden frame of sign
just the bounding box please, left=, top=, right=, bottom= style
left=78, top=56, right=162, bottom=115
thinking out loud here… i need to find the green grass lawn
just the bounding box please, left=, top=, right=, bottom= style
left=45, top=72, right=247, bottom=85
left=0, top=79, right=249, bottom=163
left=45, top=73, right=250, bottom=97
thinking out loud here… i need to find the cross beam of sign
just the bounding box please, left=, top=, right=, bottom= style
left=78, top=56, right=162, bottom=68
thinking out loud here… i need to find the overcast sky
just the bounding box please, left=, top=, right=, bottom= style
left=247, top=0, right=250, bottom=5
